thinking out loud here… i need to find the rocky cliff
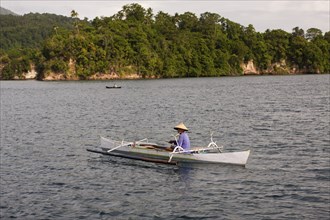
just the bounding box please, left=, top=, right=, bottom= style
left=17, top=59, right=322, bottom=80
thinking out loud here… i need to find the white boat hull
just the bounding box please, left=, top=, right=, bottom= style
left=99, top=137, right=250, bottom=166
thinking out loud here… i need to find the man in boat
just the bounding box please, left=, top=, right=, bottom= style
left=167, top=122, right=191, bottom=152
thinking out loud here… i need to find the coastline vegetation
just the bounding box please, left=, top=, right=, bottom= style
left=0, top=3, right=329, bottom=80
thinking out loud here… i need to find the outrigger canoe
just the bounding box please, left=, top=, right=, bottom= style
left=87, top=136, right=251, bottom=166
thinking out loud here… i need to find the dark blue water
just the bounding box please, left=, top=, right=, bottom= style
left=1, top=75, right=329, bottom=219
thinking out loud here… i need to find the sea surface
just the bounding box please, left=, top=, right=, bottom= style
left=1, top=75, right=329, bottom=219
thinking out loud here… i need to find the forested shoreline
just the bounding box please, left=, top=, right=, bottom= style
left=0, top=3, right=329, bottom=80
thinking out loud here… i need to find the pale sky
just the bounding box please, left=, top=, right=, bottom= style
left=1, top=0, right=329, bottom=33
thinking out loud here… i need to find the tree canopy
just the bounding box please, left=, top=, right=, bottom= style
left=0, top=3, right=329, bottom=80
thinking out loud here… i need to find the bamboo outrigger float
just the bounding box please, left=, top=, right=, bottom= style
left=87, top=134, right=251, bottom=166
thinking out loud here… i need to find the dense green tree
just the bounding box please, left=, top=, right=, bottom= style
left=308, top=38, right=330, bottom=72
left=306, top=28, right=322, bottom=41
left=263, top=29, right=290, bottom=62
left=0, top=13, right=74, bottom=50
left=0, top=3, right=329, bottom=80
left=324, top=31, right=330, bottom=43
left=292, top=27, right=305, bottom=37
left=176, top=12, right=199, bottom=32
left=288, top=35, right=307, bottom=68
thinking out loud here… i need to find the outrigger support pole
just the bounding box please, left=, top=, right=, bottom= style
left=87, top=148, right=177, bottom=165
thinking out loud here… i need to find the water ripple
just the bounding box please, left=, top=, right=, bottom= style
left=1, top=75, right=329, bottom=219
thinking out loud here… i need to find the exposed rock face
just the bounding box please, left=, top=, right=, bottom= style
left=23, top=64, right=37, bottom=79
left=264, top=59, right=290, bottom=74
left=87, top=73, right=141, bottom=80
left=67, top=58, right=76, bottom=79
left=14, top=64, right=37, bottom=79
left=240, top=59, right=319, bottom=75
left=3, top=59, right=322, bottom=80
left=43, top=73, right=67, bottom=80
left=241, top=60, right=259, bottom=75
left=42, top=72, right=142, bottom=80
left=41, top=59, right=143, bottom=80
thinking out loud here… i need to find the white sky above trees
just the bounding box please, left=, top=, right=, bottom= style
left=1, top=0, right=329, bottom=33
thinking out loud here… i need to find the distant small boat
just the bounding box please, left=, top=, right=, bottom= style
left=106, top=85, right=121, bottom=89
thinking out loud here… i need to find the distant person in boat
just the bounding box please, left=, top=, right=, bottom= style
left=167, top=122, right=190, bottom=151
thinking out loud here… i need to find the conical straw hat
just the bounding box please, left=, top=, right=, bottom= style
left=174, top=122, right=188, bottom=131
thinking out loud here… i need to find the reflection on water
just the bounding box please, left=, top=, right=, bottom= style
left=176, top=165, right=193, bottom=188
